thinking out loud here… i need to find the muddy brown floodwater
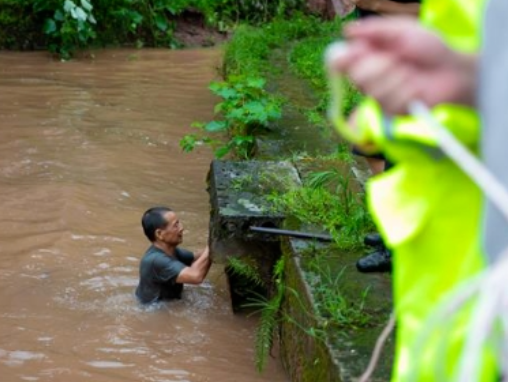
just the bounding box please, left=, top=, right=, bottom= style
left=0, top=49, right=288, bottom=382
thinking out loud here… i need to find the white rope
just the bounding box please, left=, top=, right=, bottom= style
left=358, top=101, right=508, bottom=381
left=408, top=101, right=508, bottom=381
left=409, top=101, right=508, bottom=222
left=357, top=313, right=396, bottom=382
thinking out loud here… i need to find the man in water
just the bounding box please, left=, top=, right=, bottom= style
left=135, top=206, right=211, bottom=304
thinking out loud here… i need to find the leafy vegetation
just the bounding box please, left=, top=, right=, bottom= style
left=226, top=257, right=265, bottom=288
left=184, top=16, right=374, bottom=372
left=180, top=76, right=283, bottom=159
left=38, top=0, right=97, bottom=59
left=0, top=0, right=309, bottom=57
left=303, top=248, right=372, bottom=329
left=188, top=8, right=373, bottom=373
left=223, top=14, right=342, bottom=78
left=229, top=245, right=374, bottom=371
left=181, top=14, right=359, bottom=160
left=269, top=166, right=374, bottom=249
left=201, top=0, right=306, bottom=29
left=240, top=257, right=286, bottom=373
left=288, top=34, right=363, bottom=118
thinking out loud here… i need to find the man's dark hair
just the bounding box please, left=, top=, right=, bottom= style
left=141, top=207, right=173, bottom=242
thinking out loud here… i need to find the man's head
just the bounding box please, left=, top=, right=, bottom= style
left=141, top=207, right=183, bottom=246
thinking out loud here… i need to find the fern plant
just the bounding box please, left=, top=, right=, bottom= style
left=226, top=256, right=286, bottom=372
left=226, top=257, right=265, bottom=288
left=242, top=257, right=285, bottom=372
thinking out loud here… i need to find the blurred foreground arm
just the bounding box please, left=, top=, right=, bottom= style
left=333, top=17, right=478, bottom=115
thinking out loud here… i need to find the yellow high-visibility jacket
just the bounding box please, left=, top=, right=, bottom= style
left=333, top=1, right=498, bottom=380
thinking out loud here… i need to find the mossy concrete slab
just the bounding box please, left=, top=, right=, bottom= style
left=208, top=159, right=301, bottom=263
left=281, top=238, right=393, bottom=382
left=255, top=47, right=337, bottom=160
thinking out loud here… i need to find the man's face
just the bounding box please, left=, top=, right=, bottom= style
left=157, top=211, right=183, bottom=246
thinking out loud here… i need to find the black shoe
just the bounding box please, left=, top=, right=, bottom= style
left=356, top=249, right=392, bottom=273
left=363, top=233, right=384, bottom=247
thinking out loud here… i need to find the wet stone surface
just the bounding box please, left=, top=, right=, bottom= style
left=208, top=159, right=301, bottom=255
left=208, top=159, right=302, bottom=311
left=281, top=238, right=393, bottom=382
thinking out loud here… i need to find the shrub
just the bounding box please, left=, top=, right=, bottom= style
left=180, top=76, right=283, bottom=159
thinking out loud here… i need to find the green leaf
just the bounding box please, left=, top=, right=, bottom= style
left=164, top=4, right=180, bottom=15
left=73, top=6, right=88, bottom=22
left=267, top=108, right=282, bottom=120
left=232, top=135, right=254, bottom=144
left=190, top=121, right=204, bottom=129
left=43, top=19, right=57, bottom=34
left=130, top=11, right=143, bottom=25
left=209, top=81, right=226, bottom=94
left=179, top=135, right=197, bottom=152
left=64, top=0, right=75, bottom=13
left=34, top=0, right=52, bottom=12
left=215, top=87, right=237, bottom=100
left=154, top=14, right=168, bottom=31
left=226, top=108, right=244, bottom=120
left=244, top=101, right=265, bottom=115
left=76, top=18, right=84, bottom=32
left=204, top=120, right=227, bottom=132
left=247, top=78, right=265, bottom=89
left=214, top=146, right=230, bottom=158
left=208, top=82, right=220, bottom=92
left=80, top=0, right=92, bottom=11
left=213, top=103, right=224, bottom=114
left=54, top=9, right=64, bottom=21
left=227, top=258, right=265, bottom=287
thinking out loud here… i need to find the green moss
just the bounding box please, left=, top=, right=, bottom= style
left=223, top=14, right=343, bottom=78
left=280, top=238, right=393, bottom=381
left=288, top=27, right=363, bottom=118
left=280, top=244, right=342, bottom=382
left=222, top=25, right=271, bottom=77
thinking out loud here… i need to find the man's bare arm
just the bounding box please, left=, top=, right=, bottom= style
left=355, top=0, right=420, bottom=17
left=192, top=246, right=208, bottom=260
left=176, top=246, right=211, bottom=284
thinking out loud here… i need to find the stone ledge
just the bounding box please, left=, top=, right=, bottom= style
left=280, top=237, right=393, bottom=382
left=208, top=159, right=301, bottom=263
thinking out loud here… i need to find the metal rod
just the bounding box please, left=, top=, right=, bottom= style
left=249, top=226, right=333, bottom=242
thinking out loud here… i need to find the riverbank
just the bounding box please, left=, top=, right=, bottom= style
left=0, top=4, right=395, bottom=378
left=195, top=13, right=394, bottom=381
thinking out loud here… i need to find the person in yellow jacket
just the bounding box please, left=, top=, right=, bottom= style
left=328, top=1, right=499, bottom=381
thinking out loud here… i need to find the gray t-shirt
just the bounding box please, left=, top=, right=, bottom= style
left=479, top=0, right=508, bottom=263
left=135, top=245, right=194, bottom=304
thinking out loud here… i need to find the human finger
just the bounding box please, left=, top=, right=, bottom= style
left=347, top=52, right=397, bottom=93
left=344, top=16, right=417, bottom=47
left=377, top=70, right=419, bottom=115
left=327, top=40, right=373, bottom=75
left=346, top=18, right=450, bottom=68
